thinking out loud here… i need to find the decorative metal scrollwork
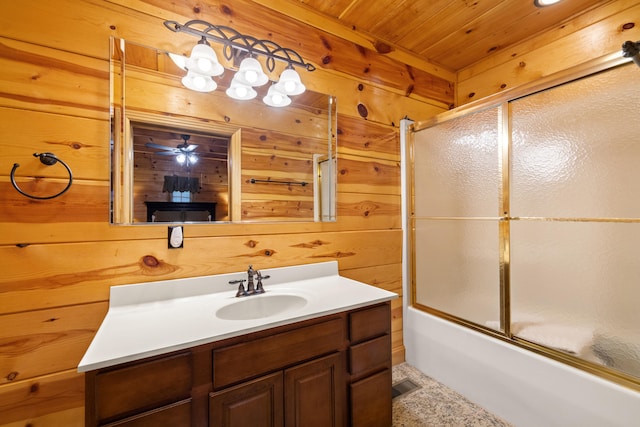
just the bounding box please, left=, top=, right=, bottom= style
left=10, top=152, right=73, bottom=200
left=164, top=19, right=316, bottom=73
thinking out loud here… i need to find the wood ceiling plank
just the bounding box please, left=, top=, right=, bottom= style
left=293, top=0, right=357, bottom=18
left=420, top=0, right=608, bottom=70
left=393, top=0, right=503, bottom=53
left=247, top=0, right=455, bottom=81
left=457, top=0, right=640, bottom=81
left=287, top=0, right=612, bottom=72
left=344, top=0, right=455, bottom=45
left=338, top=0, right=414, bottom=36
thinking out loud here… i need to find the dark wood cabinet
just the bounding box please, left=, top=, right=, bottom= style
left=85, top=302, right=391, bottom=427
left=350, top=369, right=392, bottom=427
left=209, top=352, right=344, bottom=427
left=348, top=304, right=393, bottom=427
left=284, top=352, right=345, bottom=427
left=210, top=372, right=284, bottom=427
left=87, top=352, right=192, bottom=426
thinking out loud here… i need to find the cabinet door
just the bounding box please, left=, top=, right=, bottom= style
left=284, top=352, right=345, bottom=427
left=209, top=371, right=283, bottom=427
left=350, top=369, right=391, bottom=427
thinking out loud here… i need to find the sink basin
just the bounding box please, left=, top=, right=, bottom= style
left=215, top=294, right=308, bottom=320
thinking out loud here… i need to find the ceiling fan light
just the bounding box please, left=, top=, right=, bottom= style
left=181, top=70, right=217, bottom=92
left=188, top=154, right=198, bottom=164
left=263, top=84, right=291, bottom=107
left=187, top=40, right=224, bottom=76
left=234, top=57, right=269, bottom=87
left=226, top=80, right=257, bottom=100
left=176, top=153, right=187, bottom=164
left=275, top=68, right=305, bottom=95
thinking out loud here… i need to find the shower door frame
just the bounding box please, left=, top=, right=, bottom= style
left=405, top=51, right=640, bottom=391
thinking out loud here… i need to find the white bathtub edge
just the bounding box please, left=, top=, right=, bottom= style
left=404, top=307, right=639, bottom=427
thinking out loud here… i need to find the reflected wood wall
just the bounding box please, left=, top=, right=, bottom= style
left=0, top=0, right=632, bottom=425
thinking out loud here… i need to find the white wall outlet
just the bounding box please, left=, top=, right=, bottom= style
left=168, top=226, right=183, bottom=248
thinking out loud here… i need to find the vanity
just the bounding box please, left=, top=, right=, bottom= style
left=79, top=261, right=397, bottom=427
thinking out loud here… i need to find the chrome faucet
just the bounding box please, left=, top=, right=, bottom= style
left=228, top=265, right=270, bottom=297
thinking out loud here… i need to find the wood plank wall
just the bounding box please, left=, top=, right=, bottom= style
left=0, top=1, right=443, bottom=424
left=0, top=0, right=635, bottom=425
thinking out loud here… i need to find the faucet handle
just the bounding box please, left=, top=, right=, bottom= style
left=255, top=272, right=270, bottom=294
left=229, top=279, right=248, bottom=297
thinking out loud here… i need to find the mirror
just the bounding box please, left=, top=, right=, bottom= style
left=110, top=38, right=337, bottom=224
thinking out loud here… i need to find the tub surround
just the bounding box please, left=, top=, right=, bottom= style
left=78, top=261, right=397, bottom=372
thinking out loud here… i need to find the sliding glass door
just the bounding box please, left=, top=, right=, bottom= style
left=411, top=62, right=640, bottom=386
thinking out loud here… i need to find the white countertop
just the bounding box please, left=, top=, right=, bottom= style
left=78, top=261, right=397, bottom=372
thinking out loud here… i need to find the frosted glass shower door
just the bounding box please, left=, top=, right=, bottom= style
left=412, top=107, right=502, bottom=326
left=510, top=63, right=640, bottom=377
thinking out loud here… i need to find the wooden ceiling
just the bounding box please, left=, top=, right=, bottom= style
left=133, top=125, right=230, bottom=162
left=288, top=0, right=609, bottom=72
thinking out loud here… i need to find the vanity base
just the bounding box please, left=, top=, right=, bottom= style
left=85, top=302, right=392, bottom=427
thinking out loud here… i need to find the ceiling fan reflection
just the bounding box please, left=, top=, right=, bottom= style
left=146, top=134, right=199, bottom=165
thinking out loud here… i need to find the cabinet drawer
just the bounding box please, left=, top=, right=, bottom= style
left=93, top=352, right=192, bottom=423
left=349, top=334, right=391, bottom=379
left=349, top=303, right=390, bottom=344
left=350, top=369, right=392, bottom=427
left=102, top=399, right=191, bottom=427
left=213, top=317, right=344, bottom=389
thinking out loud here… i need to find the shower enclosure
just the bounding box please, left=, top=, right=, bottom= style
left=407, top=58, right=640, bottom=392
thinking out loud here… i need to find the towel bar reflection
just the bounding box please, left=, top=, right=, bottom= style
left=10, top=152, right=73, bottom=200
left=250, top=178, right=307, bottom=186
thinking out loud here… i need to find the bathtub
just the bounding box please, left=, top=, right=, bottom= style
left=403, top=307, right=640, bottom=427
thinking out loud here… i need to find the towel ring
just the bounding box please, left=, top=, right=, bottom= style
left=10, top=152, right=73, bottom=200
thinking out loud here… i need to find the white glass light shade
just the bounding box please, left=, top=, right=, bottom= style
left=234, top=57, right=269, bottom=87
left=226, top=80, right=258, bottom=100
left=187, top=42, right=224, bottom=76
left=168, top=52, right=188, bottom=70
left=181, top=70, right=217, bottom=92
left=176, top=153, right=187, bottom=164
left=188, top=154, right=198, bottom=164
left=275, top=68, right=305, bottom=95
left=263, top=85, right=291, bottom=107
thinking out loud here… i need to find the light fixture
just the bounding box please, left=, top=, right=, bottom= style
left=275, top=67, right=305, bottom=95
left=175, top=152, right=198, bottom=166
left=263, top=84, right=291, bottom=107
left=534, top=0, right=562, bottom=7
left=181, top=70, right=217, bottom=92
left=234, top=57, right=269, bottom=86
left=187, top=37, right=225, bottom=76
left=226, top=79, right=258, bottom=100
left=164, top=19, right=316, bottom=106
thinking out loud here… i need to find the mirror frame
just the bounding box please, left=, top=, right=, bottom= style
left=110, top=38, right=337, bottom=225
